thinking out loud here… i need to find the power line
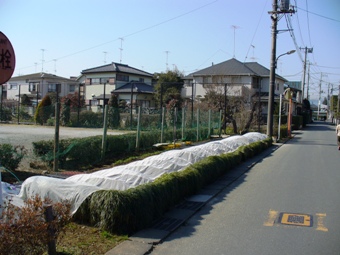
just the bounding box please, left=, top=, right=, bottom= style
left=17, top=0, right=219, bottom=73
left=297, top=6, right=340, bottom=23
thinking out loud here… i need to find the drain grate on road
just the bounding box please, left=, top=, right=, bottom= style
left=176, top=201, right=204, bottom=211
left=152, top=217, right=184, bottom=232
left=278, top=212, right=313, bottom=227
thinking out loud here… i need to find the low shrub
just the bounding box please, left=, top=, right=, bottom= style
left=32, top=127, right=211, bottom=170
left=0, top=195, right=71, bottom=255
left=0, top=144, right=27, bottom=171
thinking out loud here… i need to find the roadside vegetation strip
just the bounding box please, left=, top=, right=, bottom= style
left=32, top=127, right=211, bottom=170
left=74, top=137, right=272, bottom=235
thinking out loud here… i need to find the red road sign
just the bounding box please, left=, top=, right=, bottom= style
left=0, top=32, right=16, bottom=84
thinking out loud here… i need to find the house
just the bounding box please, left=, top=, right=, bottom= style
left=77, top=62, right=154, bottom=111
left=3, top=72, right=79, bottom=105
left=112, top=81, right=154, bottom=108
left=182, top=58, right=288, bottom=118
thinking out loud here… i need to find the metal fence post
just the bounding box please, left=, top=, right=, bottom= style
left=44, top=204, right=56, bottom=255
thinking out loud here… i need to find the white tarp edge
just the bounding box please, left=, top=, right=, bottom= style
left=2, top=132, right=267, bottom=214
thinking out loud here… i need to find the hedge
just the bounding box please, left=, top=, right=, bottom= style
left=73, top=137, right=272, bottom=234
left=32, top=127, right=211, bottom=170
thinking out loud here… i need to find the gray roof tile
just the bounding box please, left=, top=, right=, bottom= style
left=82, top=62, right=153, bottom=77
left=113, top=81, right=154, bottom=94
left=187, top=58, right=287, bottom=81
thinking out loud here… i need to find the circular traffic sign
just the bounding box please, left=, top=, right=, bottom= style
left=0, top=32, right=16, bottom=84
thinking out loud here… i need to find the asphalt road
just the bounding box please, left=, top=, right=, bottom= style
left=149, top=122, right=340, bottom=255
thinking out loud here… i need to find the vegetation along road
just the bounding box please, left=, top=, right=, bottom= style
left=148, top=122, right=340, bottom=255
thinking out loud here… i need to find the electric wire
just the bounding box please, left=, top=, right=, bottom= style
left=17, top=0, right=219, bottom=73
left=243, top=0, right=269, bottom=63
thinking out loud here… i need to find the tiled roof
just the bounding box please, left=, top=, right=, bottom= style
left=82, top=62, right=153, bottom=77
left=8, top=72, right=76, bottom=82
left=187, top=58, right=287, bottom=81
left=113, top=81, right=154, bottom=94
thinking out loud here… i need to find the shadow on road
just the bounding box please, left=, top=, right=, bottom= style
left=149, top=145, right=280, bottom=243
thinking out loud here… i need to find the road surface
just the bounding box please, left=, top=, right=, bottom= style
left=149, top=122, right=340, bottom=255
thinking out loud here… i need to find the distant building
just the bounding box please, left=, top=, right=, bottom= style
left=182, top=58, right=288, bottom=117
left=3, top=72, right=78, bottom=105
left=77, top=62, right=154, bottom=111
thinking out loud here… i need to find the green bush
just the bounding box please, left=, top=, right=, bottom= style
left=292, top=115, right=303, bottom=130
left=0, top=107, right=12, bottom=121
left=32, top=127, right=211, bottom=170
left=0, top=144, right=27, bottom=171
left=34, top=95, right=53, bottom=125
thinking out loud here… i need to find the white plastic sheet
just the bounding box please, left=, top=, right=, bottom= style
left=4, top=132, right=267, bottom=214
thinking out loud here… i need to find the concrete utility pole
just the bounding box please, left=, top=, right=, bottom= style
left=267, top=0, right=295, bottom=137
left=300, top=47, right=313, bottom=99
left=307, top=61, right=311, bottom=100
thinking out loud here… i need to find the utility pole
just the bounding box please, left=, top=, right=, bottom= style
left=318, top=73, right=323, bottom=120
left=267, top=0, right=295, bottom=137
left=307, top=61, right=311, bottom=100
left=300, top=46, right=313, bottom=100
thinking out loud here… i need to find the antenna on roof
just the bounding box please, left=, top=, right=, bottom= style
left=103, top=51, right=107, bottom=64
left=231, top=25, right=240, bottom=58
left=53, top=59, right=57, bottom=74
left=41, top=49, right=45, bottom=72
left=165, top=50, right=170, bottom=70
left=250, top=45, right=257, bottom=61
left=119, top=38, right=124, bottom=63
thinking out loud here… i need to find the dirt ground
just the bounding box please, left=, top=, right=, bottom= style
left=0, top=123, right=130, bottom=182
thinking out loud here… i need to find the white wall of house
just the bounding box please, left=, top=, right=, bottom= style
left=78, top=73, right=153, bottom=106
left=5, top=80, right=77, bottom=102
left=85, top=84, right=115, bottom=104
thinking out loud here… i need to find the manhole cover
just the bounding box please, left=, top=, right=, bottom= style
left=278, top=212, right=313, bottom=227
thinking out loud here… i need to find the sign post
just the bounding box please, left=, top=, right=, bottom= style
left=0, top=32, right=16, bottom=214
left=0, top=32, right=16, bottom=84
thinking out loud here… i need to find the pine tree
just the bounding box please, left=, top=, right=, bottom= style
left=34, top=95, right=52, bottom=125
left=108, top=94, right=120, bottom=129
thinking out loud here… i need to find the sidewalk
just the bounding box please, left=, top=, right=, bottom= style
left=105, top=140, right=284, bottom=255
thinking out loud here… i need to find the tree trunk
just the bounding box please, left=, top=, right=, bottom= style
left=242, top=102, right=257, bottom=134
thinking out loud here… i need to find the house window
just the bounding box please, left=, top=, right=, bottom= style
left=48, top=84, right=61, bottom=93
left=276, top=83, right=280, bottom=91
left=29, top=82, right=38, bottom=92
left=252, top=77, right=260, bottom=89
left=69, top=84, right=75, bottom=93
left=116, top=74, right=129, bottom=82
left=100, top=78, right=109, bottom=84
left=91, top=78, right=100, bottom=84
left=9, top=83, right=17, bottom=90
left=139, top=78, right=144, bottom=82
left=91, top=99, right=98, bottom=106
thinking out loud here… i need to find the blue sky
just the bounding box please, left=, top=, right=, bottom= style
left=1, top=0, right=340, bottom=102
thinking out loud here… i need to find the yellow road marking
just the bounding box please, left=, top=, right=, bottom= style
left=316, top=213, right=328, bottom=232
left=280, top=213, right=312, bottom=227
left=264, top=209, right=278, bottom=226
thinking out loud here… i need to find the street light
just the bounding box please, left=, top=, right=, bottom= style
left=267, top=49, right=296, bottom=137
left=275, top=50, right=296, bottom=68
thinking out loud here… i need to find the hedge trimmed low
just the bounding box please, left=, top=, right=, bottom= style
left=32, top=127, right=212, bottom=170
left=73, top=137, right=272, bottom=234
